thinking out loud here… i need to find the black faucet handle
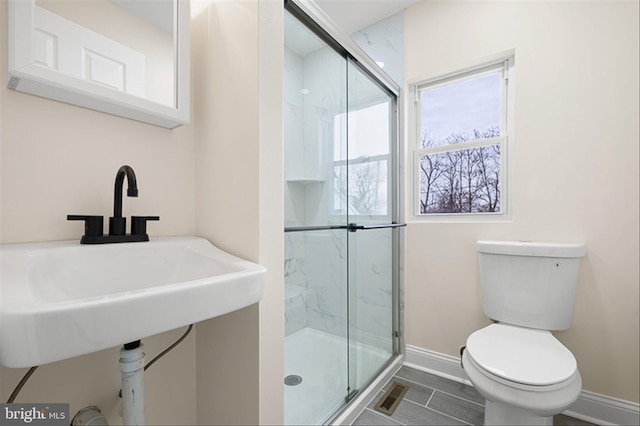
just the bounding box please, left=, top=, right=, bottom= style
left=67, top=215, right=104, bottom=237
left=131, top=216, right=160, bottom=236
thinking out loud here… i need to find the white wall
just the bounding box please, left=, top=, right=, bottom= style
left=404, top=0, right=639, bottom=404
left=258, top=0, right=285, bottom=422
left=0, top=1, right=197, bottom=423
left=1, top=0, right=285, bottom=424
left=191, top=0, right=261, bottom=424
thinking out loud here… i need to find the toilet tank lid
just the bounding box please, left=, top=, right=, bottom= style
left=477, top=240, right=586, bottom=258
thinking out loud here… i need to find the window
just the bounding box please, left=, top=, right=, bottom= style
left=332, top=101, right=391, bottom=217
left=413, top=56, right=513, bottom=217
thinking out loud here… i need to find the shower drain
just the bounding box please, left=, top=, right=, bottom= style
left=284, top=375, right=303, bottom=386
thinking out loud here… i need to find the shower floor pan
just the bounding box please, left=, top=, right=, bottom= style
left=284, top=327, right=390, bottom=425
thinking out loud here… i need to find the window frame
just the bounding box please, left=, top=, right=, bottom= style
left=410, top=52, right=515, bottom=221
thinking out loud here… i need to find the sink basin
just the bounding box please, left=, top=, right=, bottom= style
left=0, top=236, right=266, bottom=368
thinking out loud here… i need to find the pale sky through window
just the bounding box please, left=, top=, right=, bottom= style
left=421, top=71, right=501, bottom=142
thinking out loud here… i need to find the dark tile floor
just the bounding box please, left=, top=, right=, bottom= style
left=352, top=366, right=597, bottom=426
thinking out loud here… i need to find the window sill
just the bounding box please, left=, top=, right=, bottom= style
left=407, top=212, right=513, bottom=224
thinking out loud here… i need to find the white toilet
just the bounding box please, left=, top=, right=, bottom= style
left=462, top=240, right=587, bottom=425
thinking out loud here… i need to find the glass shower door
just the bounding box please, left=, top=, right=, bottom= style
left=283, top=3, right=402, bottom=424
left=283, top=8, right=350, bottom=425
left=344, top=58, right=398, bottom=395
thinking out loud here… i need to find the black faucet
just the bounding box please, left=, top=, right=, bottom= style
left=68, top=165, right=159, bottom=244
left=110, top=165, right=139, bottom=236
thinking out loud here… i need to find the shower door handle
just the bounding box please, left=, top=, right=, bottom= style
left=346, top=222, right=406, bottom=232
left=284, top=223, right=406, bottom=233
left=284, top=225, right=346, bottom=233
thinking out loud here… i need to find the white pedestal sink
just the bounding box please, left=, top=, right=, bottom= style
left=0, top=236, right=266, bottom=368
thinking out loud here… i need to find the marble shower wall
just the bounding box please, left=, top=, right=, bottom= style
left=351, top=12, right=405, bottom=87
left=305, top=230, right=348, bottom=337
left=284, top=27, right=346, bottom=337
left=349, top=230, right=394, bottom=350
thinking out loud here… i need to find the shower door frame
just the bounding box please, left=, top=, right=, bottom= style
left=283, top=0, right=405, bottom=421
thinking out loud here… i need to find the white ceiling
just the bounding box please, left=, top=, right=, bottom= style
left=110, top=0, right=420, bottom=38
left=314, top=0, right=422, bottom=34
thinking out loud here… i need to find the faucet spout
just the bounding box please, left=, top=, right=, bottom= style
left=110, top=165, right=138, bottom=235
left=114, top=165, right=138, bottom=218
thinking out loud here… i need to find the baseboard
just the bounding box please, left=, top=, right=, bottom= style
left=563, top=390, right=640, bottom=426
left=405, top=344, right=472, bottom=386
left=405, top=345, right=640, bottom=426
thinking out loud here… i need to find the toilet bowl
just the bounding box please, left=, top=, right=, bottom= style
left=462, top=324, right=582, bottom=425
left=464, top=240, right=587, bottom=425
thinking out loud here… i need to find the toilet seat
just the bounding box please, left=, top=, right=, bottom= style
left=462, top=348, right=582, bottom=419
left=466, top=324, right=577, bottom=386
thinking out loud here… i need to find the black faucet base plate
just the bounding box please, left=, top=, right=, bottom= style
left=80, top=234, right=150, bottom=244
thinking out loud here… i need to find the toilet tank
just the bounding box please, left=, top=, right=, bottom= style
left=477, top=240, right=586, bottom=331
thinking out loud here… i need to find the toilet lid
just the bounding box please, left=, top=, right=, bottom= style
left=466, top=324, right=577, bottom=386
